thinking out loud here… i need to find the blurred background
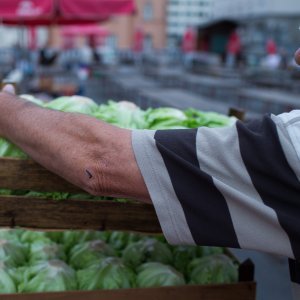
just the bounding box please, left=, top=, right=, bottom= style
left=0, top=1, right=299, bottom=299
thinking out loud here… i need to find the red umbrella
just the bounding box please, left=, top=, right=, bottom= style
left=182, top=27, right=197, bottom=53
left=133, top=28, right=144, bottom=53
left=0, top=0, right=135, bottom=25
left=62, top=24, right=109, bottom=37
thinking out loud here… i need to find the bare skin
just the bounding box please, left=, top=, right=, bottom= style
left=0, top=92, right=150, bottom=203
left=0, top=49, right=299, bottom=203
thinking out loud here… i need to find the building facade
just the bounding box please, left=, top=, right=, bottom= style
left=103, top=0, right=167, bottom=51
left=167, top=0, right=213, bottom=38
left=212, top=0, right=300, bottom=20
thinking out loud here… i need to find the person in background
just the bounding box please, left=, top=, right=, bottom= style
left=226, top=31, right=241, bottom=69
left=1, top=48, right=300, bottom=299
left=261, top=39, right=282, bottom=70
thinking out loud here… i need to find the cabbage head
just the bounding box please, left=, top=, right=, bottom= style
left=0, top=239, right=28, bottom=267
left=0, top=261, right=18, bottom=293
left=19, top=260, right=77, bottom=292
left=122, top=238, right=172, bottom=269
left=137, top=262, right=185, bottom=288
left=93, top=101, right=147, bottom=129
left=172, top=245, right=199, bottom=275
left=77, top=257, right=135, bottom=290
left=188, top=254, right=238, bottom=285
left=62, top=230, right=109, bottom=254
left=145, top=107, right=188, bottom=130
left=29, top=239, right=66, bottom=264
left=69, top=240, right=115, bottom=269
left=44, top=96, right=98, bottom=115
left=108, top=231, right=140, bottom=252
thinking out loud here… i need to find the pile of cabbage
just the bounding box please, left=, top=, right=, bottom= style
left=0, top=95, right=235, bottom=158
left=0, top=95, right=235, bottom=200
left=0, top=229, right=238, bottom=293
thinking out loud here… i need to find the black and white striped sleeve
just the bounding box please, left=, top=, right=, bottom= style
left=132, top=111, right=300, bottom=261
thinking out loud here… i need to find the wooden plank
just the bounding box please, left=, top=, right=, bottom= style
left=0, top=158, right=81, bottom=193
left=1, top=283, right=256, bottom=300
left=0, top=196, right=161, bottom=233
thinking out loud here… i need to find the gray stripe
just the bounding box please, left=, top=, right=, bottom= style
left=131, top=130, right=195, bottom=245
left=196, top=125, right=294, bottom=258
left=291, top=282, right=300, bottom=300
left=272, top=114, right=300, bottom=182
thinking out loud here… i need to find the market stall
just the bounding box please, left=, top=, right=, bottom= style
left=0, top=95, right=255, bottom=299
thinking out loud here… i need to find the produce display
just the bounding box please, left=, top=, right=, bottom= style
left=0, top=95, right=235, bottom=200
left=0, top=229, right=237, bottom=293
left=0, top=95, right=239, bottom=294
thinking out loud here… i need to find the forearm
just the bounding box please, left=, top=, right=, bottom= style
left=0, top=92, right=150, bottom=202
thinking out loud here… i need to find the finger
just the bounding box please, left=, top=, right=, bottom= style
left=295, top=48, right=300, bottom=65
left=2, top=84, right=16, bottom=95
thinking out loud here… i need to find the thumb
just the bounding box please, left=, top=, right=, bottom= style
left=2, top=84, right=16, bottom=95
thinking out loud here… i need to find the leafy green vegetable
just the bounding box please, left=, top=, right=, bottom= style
left=188, top=254, right=238, bottom=285
left=145, top=107, right=188, bottom=129
left=19, top=260, right=77, bottom=292
left=137, top=262, right=185, bottom=288
left=77, top=257, right=136, bottom=290
left=20, top=95, right=43, bottom=106
left=62, top=231, right=109, bottom=254
left=108, top=231, right=140, bottom=252
left=93, top=101, right=147, bottom=129
left=0, top=138, right=26, bottom=158
left=0, top=262, right=17, bottom=293
left=29, top=239, right=66, bottom=264
left=0, top=240, right=28, bottom=268
left=69, top=240, right=115, bottom=269
left=172, top=245, right=199, bottom=275
left=122, top=238, right=173, bottom=269
left=44, top=96, right=98, bottom=115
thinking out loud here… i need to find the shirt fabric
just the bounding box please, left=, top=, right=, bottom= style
left=132, top=110, right=300, bottom=299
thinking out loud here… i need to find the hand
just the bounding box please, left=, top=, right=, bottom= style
left=295, top=48, right=300, bottom=65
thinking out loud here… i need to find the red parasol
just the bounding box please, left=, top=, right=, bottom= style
left=0, top=0, right=135, bottom=25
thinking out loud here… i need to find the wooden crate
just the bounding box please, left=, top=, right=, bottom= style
left=0, top=157, right=256, bottom=299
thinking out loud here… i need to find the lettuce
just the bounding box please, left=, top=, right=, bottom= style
left=77, top=257, right=135, bottom=290
left=137, top=262, right=185, bottom=288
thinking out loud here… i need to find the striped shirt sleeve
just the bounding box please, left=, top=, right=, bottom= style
left=132, top=111, right=300, bottom=259
left=132, top=110, right=300, bottom=300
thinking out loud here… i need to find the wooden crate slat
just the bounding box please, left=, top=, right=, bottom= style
left=0, top=197, right=161, bottom=233
left=0, top=158, right=81, bottom=193
left=0, top=283, right=256, bottom=300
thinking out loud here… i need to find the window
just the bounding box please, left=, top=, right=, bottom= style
left=143, top=2, right=153, bottom=21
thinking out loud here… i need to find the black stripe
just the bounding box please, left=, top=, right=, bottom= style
left=237, top=116, right=300, bottom=259
left=155, top=129, right=239, bottom=248
left=289, top=259, right=300, bottom=284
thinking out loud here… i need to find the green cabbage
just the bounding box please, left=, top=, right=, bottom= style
left=29, top=239, right=66, bottom=264
left=188, top=254, right=238, bottom=285
left=122, top=238, right=173, bottom=269
left=77, top=257, right=136, bottom=290
left=19, top=260, right=77, bottom=292
left=69, top=240, right=115, bottom=269
left=0, top=262, right=17, bottom=293
left=0, top=240, right=28, bottom=267
left=172, top=245, right=199, bottom=275
left=145, top=107, right=188, bottom=129
left=93, top=101, right=147, bottom=129
left=44, top=96, right=98, bottom=115
left=108, top=231, right=140, bottom=252
left=62, top=231, right=109, bottom=254
left=137, top=262, right=185, bottom=288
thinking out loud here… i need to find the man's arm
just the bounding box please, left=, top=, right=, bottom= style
left=0, top=91, right=150, bottom=203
